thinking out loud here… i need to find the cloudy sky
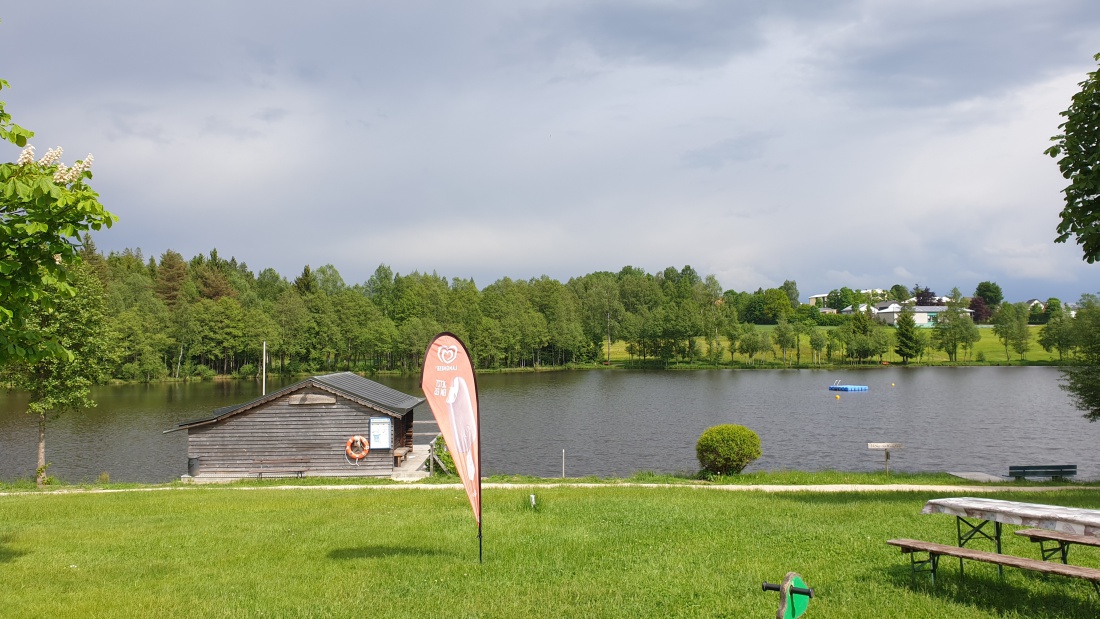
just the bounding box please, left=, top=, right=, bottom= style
left=2, top=1, right=1098, bottom=302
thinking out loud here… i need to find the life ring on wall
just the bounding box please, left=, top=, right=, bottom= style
left=346, top=435, right=369, bottom=460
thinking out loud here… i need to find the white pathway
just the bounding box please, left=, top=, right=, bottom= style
left=1, top=483, right=1093, bottom=497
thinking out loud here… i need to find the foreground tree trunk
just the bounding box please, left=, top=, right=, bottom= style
left=37, top=413, right=46, bottom=487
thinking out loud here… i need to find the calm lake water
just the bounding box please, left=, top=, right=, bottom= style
left=0, top=367, right=1095, bottom=482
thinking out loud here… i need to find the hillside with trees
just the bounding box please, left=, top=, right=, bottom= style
left=1, top=241, right=1086, bottom=382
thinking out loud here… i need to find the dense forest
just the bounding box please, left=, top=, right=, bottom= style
left=49, top=239, right=824, bottom=378
left=20, top=237, right=1085, bottom=381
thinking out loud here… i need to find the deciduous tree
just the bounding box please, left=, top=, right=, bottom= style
left=808, top=327, right=826, bottom=365
left=992, top=302, right=1031, bottom=361
left=1062, top=296, right=1100, bottom=420
left=1039, top=311, right=1076, bottom=362
left=973, top=281, right=1003, bottom=308
left=780, top=280, right=799, bottom=309
left=9, top=265, right=114, bottom=485
left=1, top=80, right=116, bottom=364
left=1046, top=53, right=1100, bottom=263
left=888, top=284, right=910, bottom=302
left=968, top=296, right=991, bottom=323
left=772, top=316, right=796, bottom=365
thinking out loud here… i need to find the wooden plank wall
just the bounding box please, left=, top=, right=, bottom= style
left=187, top=387, right=410, bottom=478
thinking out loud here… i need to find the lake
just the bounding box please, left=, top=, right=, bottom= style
left=0, top=367, right=1094, bottom=482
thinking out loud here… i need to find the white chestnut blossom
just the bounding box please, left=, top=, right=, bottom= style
left=37, top=147, right=63, bottom=166
left=16, top=144, right=35, bottom=166
left=14, top=144, right=94, bottom=184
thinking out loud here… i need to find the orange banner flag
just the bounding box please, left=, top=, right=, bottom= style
left=421, top=333, right=481, bottom=525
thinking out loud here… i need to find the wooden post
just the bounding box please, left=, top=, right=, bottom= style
left=867, top=443, right=902, bottom=476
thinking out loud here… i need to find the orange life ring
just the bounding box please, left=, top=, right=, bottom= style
left=346, top=435, right=369, bottom=460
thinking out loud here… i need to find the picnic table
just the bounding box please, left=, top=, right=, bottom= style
left=923, top=497, right=1100, bottom=545
left=888, top=497, right=1100, bottom=595
left=921, top=497, right=1100, bottom=577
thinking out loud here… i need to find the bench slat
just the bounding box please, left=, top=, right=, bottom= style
left=258, top=458, right=310, bottom=465
left=1009, top=465, right=1076, bottom=479
left=1015, top=529, right=1100, bottom=548
left=886, top=538, right=1100, bottom=581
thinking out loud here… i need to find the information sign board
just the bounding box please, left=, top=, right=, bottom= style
left=370, top=417, right=392, bottom=450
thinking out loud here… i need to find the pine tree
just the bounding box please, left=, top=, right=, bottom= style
left=894, top=309, right=922, bottom=363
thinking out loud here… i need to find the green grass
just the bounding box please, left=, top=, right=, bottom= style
left=605, top=325, right=1060, bottom=367
left=3, top=485, right=1100, bottom=617
left=5, top=469, right=1095, bottom=493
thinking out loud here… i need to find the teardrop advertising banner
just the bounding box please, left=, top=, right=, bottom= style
left=421, top=332, right=481, bottom=526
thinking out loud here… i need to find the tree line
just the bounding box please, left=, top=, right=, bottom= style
left=50, top=246, right=833, bottom=377
left=7, top=241, right=1094, bottom=382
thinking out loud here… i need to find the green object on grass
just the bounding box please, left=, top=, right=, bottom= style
left=777, top=572, right=811, bottom=619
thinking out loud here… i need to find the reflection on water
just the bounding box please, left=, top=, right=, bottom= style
left=1, top=367, right=1095, bottom=482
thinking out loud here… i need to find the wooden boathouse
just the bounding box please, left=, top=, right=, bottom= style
left=170, top=372, right=423, bottom=481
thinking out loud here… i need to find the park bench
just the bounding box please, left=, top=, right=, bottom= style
left=1009, top=464, right=1077, bottom=481
left=392, top=447, right=410, bottom=468
left=887, top=538, right=1100, bottom=595
left=250, top=457, right=310, bottom=479
left=1015, top=528, right=1100, bottom=564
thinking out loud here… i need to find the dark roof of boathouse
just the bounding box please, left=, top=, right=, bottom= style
left=167, top=372, right=423, bottom=432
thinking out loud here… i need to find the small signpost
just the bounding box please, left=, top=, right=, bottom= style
left=868, top=442, right=902, bottom=476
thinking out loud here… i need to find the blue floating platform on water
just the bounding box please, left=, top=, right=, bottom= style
left=829, top=384, right=869, bottom=392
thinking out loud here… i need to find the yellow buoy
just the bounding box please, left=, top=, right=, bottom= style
left=835, top=394, right=840, bottom=399
left=891, top=383, right=895, bottom=387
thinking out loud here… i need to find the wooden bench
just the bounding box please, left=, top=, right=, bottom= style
left=251, top=457, right=309, bottom=479
left=887, top=538, right=1100, bottom=595
left=1009, top=464, right=1077, bottom=481
left=392, top=447, right=410, bottom=468
left=1015, top=529, right=1100, bottom=564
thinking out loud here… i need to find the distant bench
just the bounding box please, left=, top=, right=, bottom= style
left=393, top=447, right=410, bottom=468
left=1009, top=465, right=1077, bottom=481
left=251, top=457, right=309, bottom=479
left=1015, top=528, right=1100, bottom=564
left=887, top=538, right=1100, bottom=595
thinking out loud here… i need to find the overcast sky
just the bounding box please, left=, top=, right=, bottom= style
left=2, top=1, right=1098, bottom=303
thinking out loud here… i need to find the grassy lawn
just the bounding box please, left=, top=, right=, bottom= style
left=3, top=485, right=1100, bottom=617
left=605, top=325, right=1060, bottom=367
left=6, top=470, right=1090, bottom=493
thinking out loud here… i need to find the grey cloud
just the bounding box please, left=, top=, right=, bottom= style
left=202, top=116, right=262, bottom=140
left=538, top=0, right=854, bottom=67
left=2, top=1, right=1096, bottom=303
left=815, top=1, right=1100, bottom=107
left=102, top=109, right=172, bottom=145
left=682, top=132, right=775, bottom=169
left=253, top=108, right=289, bottom=123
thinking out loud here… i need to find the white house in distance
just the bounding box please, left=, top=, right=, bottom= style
left=840, top=303, right=878, bottom=315
left=872, top=302, right=974, bottom=326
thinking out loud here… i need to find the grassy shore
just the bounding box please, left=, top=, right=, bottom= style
left=2, top=480, right=1100, bottom=617
left=605, top=325, right=1061, bottom=368
left=5, top=470, right=1097, bottom=493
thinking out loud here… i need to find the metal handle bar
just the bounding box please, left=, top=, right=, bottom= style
left=761, top=582, right=814, bottom=598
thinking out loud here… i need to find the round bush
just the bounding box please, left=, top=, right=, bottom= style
left=696, top=424, right=761, bottom=475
